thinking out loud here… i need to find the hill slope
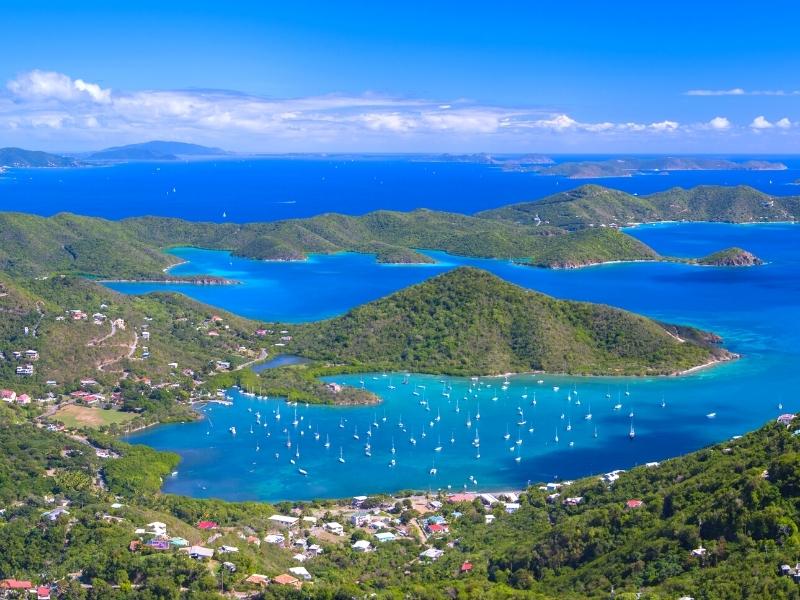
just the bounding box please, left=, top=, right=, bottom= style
left=0, top=147, right=81, bottom=168
left=292, top=267, right=730, bottom=376
left=478, top=184, right=800, bottom=229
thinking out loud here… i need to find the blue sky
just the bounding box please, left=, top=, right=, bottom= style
left=2, top=1, right=799, bottom=152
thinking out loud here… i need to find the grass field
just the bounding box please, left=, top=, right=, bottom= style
left=53, top=404, right=136, bottom=429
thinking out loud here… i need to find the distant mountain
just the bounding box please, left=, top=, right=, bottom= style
left=507, top=156, right=788, bottom=178
left=87, top=140, right=228, bottom=161
left=292, top=267, right=731, bottom=376
left=0, top=147, right=82, bottom=168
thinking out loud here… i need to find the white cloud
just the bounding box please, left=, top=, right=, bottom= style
left=686, top=88, right=800, bottom=97
left=7, top=70, right=111, bottom=103
left=708, top=116, right=731, bottom=130
left=2, top=69, right=798, bottom=151
left=750, top=115, right=774, bottom=130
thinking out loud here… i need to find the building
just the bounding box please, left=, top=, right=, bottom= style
left=186, top=546, right=214, bottom=559
left=351, top=539, right=372, bottom=552
left=264, top=534, right=285, bottom=545
left=289, top=566, right=312, bottom=581
left=626, top=499, right=644, bottom=509
left=197, top=520, right=218, bottom=530
left=268, top=514, right=299, bottom=528
left=244, top=574, right=269, bottom=587
left=419, top=548, right=445, bottom=561
left=375, top=532, right=396, bottom=543
left=272, top=574, right=302, bottom=589
left=16, top=364, right=34, bottom=376
left=0, top=390, right=15, bottom=402
left=324, top=521, right=344, bottom=536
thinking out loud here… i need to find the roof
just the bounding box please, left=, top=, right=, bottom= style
left=1, top=579, right=32, bottom=589
left=352, top=539, right=371, bottom=549
left=187, top=545, right=214, bottom=558
left=197, top=520, right=218, bottom=529
left=289, top=566, right=311, bottom=578
left=244, top=574, right=269, bottom=585
left=461, top=561, right=473, bottom=572
left=273, top=573, right=301, bottom=586
left=269, top=514, right=299, bottom=525
left=626, top=499, right=644, bottom=509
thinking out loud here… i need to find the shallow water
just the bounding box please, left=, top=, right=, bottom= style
left=125, top=222, right=800, bottom=501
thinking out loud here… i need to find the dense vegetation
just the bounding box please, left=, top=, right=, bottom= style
left=291, top=267, right=729, bottom=376
left=2, top=405, right=800, bottom=598
left=479, top=184, right=800, bottom=229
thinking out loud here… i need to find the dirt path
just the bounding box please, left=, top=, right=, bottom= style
left=87, top=321, right=116, bottom=347
left=234, top=347, right=268, bottom=371
left=97, top=331, right=138, bottom=372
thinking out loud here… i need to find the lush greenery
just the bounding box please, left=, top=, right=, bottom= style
left=479, top=184, right=800, bottom=229
left=697, top=247, right=764, bottom=267
left=88, top=141, right=226, bottom=161
left=290, top=267, right=728, bottom=376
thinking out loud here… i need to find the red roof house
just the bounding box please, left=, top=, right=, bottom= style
left=626, top=499, right=644, bottom=509
left=0, top=579, right=32, bottom=590
left=37, top=586, right=52, bottom=600
left=460, top=561, right=473, bottom=573
left=198, top=520, right=218, bottom=530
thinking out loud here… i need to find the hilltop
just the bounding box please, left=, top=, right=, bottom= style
left=479, top=183, right=800, bottom=229
left=291, top=267, right=731, bottom=376
left=0, top=147, right=82, bottom=168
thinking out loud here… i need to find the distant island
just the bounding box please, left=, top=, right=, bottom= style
left=505, top=156, right=788, bottom=178
left=479, top=183, right=799, bottom=229
left=87, top=140, right=229, bottom=161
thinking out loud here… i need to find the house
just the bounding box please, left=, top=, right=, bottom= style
left=428, top=500, right=443, bottom=510
left=691, top=547, right=707, bottom=558
left=426, top=523, right=448, bottom=535
left=325, top=382, right=343, bottom=393
left=447, top=492, right=477, bottom=503
left=264, top=534, right=285, bottom=545
left=16, top=364, right=34, bottom=376
left=16, top=393, right=31, bottom=405
left=244, top=574, right=269, bottom=587
left=0, top=579, right=32, bottom=591
left=292, top=553, right=307, bottom=562
left=147, top=521, right=168, bottom=535
left=42, top=507, right=69, bottom=521
left=268, top=514, right=298, bottom=528
left=272, top=573, right=302, bottom=589
left=141, top=331, right=150, bottom=340
left=0, top=389, right=15, bottom=402
left=302, top=516, right=318, bottom=526
left=461, top=561, right=473, bottom=574
left=375, top=531, right=396, bottom=543
left=167, top=362, right=178, bottom=369
left=419, top=548, right=445, bottom=561
left=186, top=545, right=214, bottom=559
left=169, top=537, right=189, bottom=547
left=601, top=470, right=626, bottom=485
left=777, top=414, right=796, bottom=427
left=215, top=361, right=231, bottom=370
left=197, top=520, right=218, bottom=530
left=563, top=497, right=584, bottom=506
left=352, top=540, right=372, bottom=552
left=350, top=510, right=371, bottom=526
left=485, top=514, right=496, bottom=524
left=210, top=315, right=224, bottom=323
left=246, top=535, right=261, bottom=546
left=255, top=329, right=268, bottom=336
left=324, top=521, right=344, bottom=536
left=208, top=330, right=219, bottom=337
left=503, top=502, right=520, bottom=514
left=289, top=566, right=312, bottom=581
left=25, top=349, right=39, bottom=360
left=37, top=586, right=51, bottom=600
left=479, top=493, right=499, bottom=506
left=146, top=538, right=170, bottom=550
left=626, top=499, right=644, bottom=509
left=221, top=561, right=236, bottom=573
left=218, top=545, right=239, bottom=553
left=80, top=379, right=98, bottom=387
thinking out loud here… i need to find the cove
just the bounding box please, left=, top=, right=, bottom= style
left=124, top=223, right=800, bottom=501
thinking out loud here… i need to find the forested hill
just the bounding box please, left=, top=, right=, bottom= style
left=0, top=147, right=82, bottom=168
left=478, top=184, right=800, bottom=229
left=291, top=267, right=731, bottom=376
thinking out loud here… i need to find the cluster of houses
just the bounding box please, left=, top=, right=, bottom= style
left=0, top=580, right=52, bottom=599
left=0, top=389, right=33, bottom=405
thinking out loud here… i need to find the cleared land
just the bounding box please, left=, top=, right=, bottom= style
left=53, top=404, right=136, bottom=428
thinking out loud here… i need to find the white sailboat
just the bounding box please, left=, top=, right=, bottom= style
left=324, top=434, right=330, bottom=448
left=338, top=447, right=345, bottom=463
left=503, top=424, right=511, bottom=440
left=629, top=417, right=636, bottom=440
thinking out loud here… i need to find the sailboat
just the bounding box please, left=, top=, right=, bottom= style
left=629, top=417, right=636, bottom=440
left=338, top=448, right=345, bottom=463
left=661, top=396, right=667, bottom=408
left=517, top=411, right=527, bottom=426
left=429, top=459, right=438, bottom=476
left=391, top=439, right=397, bottom=454
left=475, top=404, right=481, bottom=421
left=285, top=432, right=291, bottom=448
left=435, top=408, right=441, bottom=422
left=503, top=424, right=511, bottom=440
left=566, top=418, right=572, bottom=432
left=229, top=426, right=237, bottom=435
left=450, top=431, right=455, bottom=444
left=466, top=411, right=472, bottom=428
left=338, top=417, right=345, bottom=429
left=515, top=427, right=523, bottom=445
left=554, top=429, right=559, bottom=444
left=434, top=436, right=443, bottom=452
left=593, top=426, right=598, bottom=438
left=472, top=428, right=480, bottom=447
left=275, top=407, right=281, bottom=421
left=314, top=427, right=320, bottom=441
left=455, top=398, right=460, bottom=413
left=514, top=445, right=521, bottom=463
left=521, top=387, right=528, bottom=400
left=353, top=426, right=360, bottom=440
left=324, top=434, right=330, bottom=448
left=292, top=407, right=299, bottom=427
left=388, top=377, right=395, bottom=390
left=531, top=392, right=537, bottom=406
left=584, top=403, right=592, bottom=420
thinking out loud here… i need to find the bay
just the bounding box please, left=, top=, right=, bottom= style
left=124, top=222, right=800, bottom=501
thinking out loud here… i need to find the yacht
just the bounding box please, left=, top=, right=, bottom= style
left=338, top=448, right=345, bottom=463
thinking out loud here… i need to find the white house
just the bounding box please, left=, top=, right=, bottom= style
left=268, top=514, right=299, bottom=528
left=324, top=521, right=344, bottom=536
left=419, top=548, right=445, bottom=561
left=289, top=566, right=312, bottom=581
left=351, top=540, right=372, bottom=552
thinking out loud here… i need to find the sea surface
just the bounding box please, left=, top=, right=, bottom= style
left=124, top=222, right=800, bottom=501
left=2, top=156, right=800, bottom=222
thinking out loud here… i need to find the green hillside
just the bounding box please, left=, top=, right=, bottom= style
left=0, top=147, right=81, bottom=168
left=291, top=267, right=729, bottom=376
left=479, top=184, right=800, bottom=229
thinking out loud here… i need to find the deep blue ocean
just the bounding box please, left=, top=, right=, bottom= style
left=2, top=156, right=800, bottom=221
left=118, top=222, right=800, bottom=502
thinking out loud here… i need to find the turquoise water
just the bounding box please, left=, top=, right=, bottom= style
left=125, top=223, right=800, bottom=501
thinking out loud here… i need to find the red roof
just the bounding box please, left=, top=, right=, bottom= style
left=460, top=561, right=473, bottom=572
left=37, top=586, right=51, bottom=599
left=1, top=579, right=32, bottom=589
left=626, top=499, right=644, bottom=509
left=198, top=520, right=218, bottom=529
left=427, top=523, right=446, bottom=533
